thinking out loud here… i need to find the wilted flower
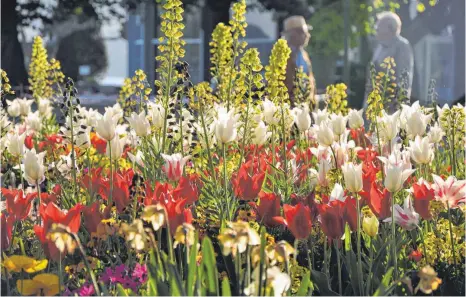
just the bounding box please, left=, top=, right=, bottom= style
left=218, top=221, right=260, bottom=257
left=161, top=153, right=191, bottom=181
left=415, top=266, right=442, bottom=294
left=126, top=111, right=151, bottom=137
left=408, top=136, right=433, bottom=164
left=347, top=109, right=364, bottom=129
left=341, top=162, right=363, bottom=193
left=22, top=148, right=46, bottom=185
left=173, top=223, right=196, bottom=248
left=141, top=204, right=166, bottom=231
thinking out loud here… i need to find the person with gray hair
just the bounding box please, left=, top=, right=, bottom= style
left=363, top=11, right=414, bottom=111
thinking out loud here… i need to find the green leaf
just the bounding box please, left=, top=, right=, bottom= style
left=146, top=250, right=159, bottom=296
left=310, top=270, right=338, bottom=296
left=296, top=271, right=311, bottom=296
left=222, top=276, right=232, bottom=296
left=186, top=234, right=199, bottom=296
left=344, top=224, right=351, bottom=252
left=116, top=284, right=129, bottom=296
left=168, top=260, right=186, bottom=296
left=201, top=237, right=219, bottom=295
left=373, top=267, right=394, bottom=296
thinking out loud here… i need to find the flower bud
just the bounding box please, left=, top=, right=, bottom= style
left=362, top=215, right=379, bottom=237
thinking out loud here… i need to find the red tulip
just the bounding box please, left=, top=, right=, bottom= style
left=317, top=201, right=345, bottom=240
left=368, top=182, right=391, bottom=220
left=24, top=133, right=34, bottom=150
left=250, top=192, right=281, bottom=227
left=40, top=184, right=61, bottom=204
left=409, top=249, right=422, bottom=262
left=81, top=167, right=109, bottom=199
left=275, top=203, right=312, bottom=240
left=232, top=160, right=266, bottom=201
left=1, top=188, right=36, bottom=221
left=91, top=133, right=107, bottom=154
left=412, top=179, right=435, bottom=220
left=165, top=198, right=192, bottom=236
left=342, top=197, right=358, bottom=232
left=82, top=202, right=109, bottom=234
left=105, top=169, right=134, bottom=213
left=34, top=202, right=83, bottom=260
left=173, top=174, right=202, bottom=205
left=145, top=181, right=173, bottom=206
left=1, top=213, right=13, bottom=251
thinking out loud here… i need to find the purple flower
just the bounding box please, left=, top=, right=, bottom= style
left=132, top=263, right=148, bottom=283
left=77, top=283, right=95, bottom=296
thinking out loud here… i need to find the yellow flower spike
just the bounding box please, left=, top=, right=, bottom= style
left=3, top=255, right=48, bottom=273
left=17, top=273, right=61, bottom=296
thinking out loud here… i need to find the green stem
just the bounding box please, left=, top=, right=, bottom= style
left=74, top=234, right=101, bottom=296
left=237, top=77, right=252, bottom=170
left=199, top=102, right=216, bottom=182
left=236, top=253, right=241, bottom=294
left=334, top=240, right=342, bottom=295
left=366, top=237, right=374, bottom=295
left=222, top=143, right=230, bottom=221
left=419, top=226, right=430, bottom=265
left=355, top=192, right=364, bottom=295
left=390, top=191, right=398, bottom=279
left=447, top=204, right=458, bottom=270
left=108, top=139, right=113, bottom=208
left=280, top=104, right=288, bottom=198
left=59, top=253, right=62, bottom=295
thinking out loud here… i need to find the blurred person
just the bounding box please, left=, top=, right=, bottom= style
left=363, top=11, right=414, bottom=111
left=282, top=15, right=316, bottom=108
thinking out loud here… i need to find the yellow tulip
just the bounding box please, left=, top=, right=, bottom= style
left=3, top=255, right=48, bottom=273
left=362, top=215, right=379, bottom=237
left=16, top=273, right=61, bottom=296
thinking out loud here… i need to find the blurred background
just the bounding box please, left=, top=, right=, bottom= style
left=1, top=0, right=464, bottom=110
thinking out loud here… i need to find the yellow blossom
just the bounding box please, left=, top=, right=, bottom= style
left=174, top=223, right=196, bottom=248
left=3, top=255, right=48, bottom=273
left=17, top=273, right=61, bottom=296
left=141, top=204, right=166, bottom=231
left=415, top=266, right=442, bottom=294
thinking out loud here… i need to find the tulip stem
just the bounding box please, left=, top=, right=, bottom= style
left=366, top=237, right=374, bottom=295
left=334, top=240, right=342, bottom=295
left=447, top=204, right=458, bottom=272
left=390, top=191, right=397, bottom=280
left=73, top=234, right=101, bottom=296
left=18, top=158, right=24, bottom=190
left=419, top=226, right=430, bottom=265
left=59, top=253, right=62, bottom=295
left=222, top=143, right=230, bottom=221
left=108, top=139, right=113, bottom=208
left=355, top=192, right=364, bottom=295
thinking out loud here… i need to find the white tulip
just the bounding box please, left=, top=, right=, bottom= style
left=378, top=153, right=415, bottom=193
left=17, top=98, right=33, bottom=116
left=312, top=108, right=328, bottom=125
left=96, top=111, right=119, bottom=141
left=384, top=196, right=419, bottom=230
left=293, top=105, right=312, bottom=132
left=308, top=168, right=318, bottom=189
left=6, top=100, right=21, bottom=117
left=78, top=107, right=101, bottom=127
left=405, top=111, right=432, bottom=139
left=148, top=102, right=165, bottom=129
left=378, top=110, right=400, bottom=143
left=56, top=153, right=76, bottom=175
left=22, top=148, right=46, bottom=185
left=427, top=123, right=444, bottom=143
left=347, top=109, right=364, bottom=129
left=104, top=103, right=123, bottom=121
left=25, top=111, right=42, bottom=132
left=313, top=122, right=334, bottom=147
left=318, top=158, right=332, bottom=187
left=126, top=111, right=151, bottom=137
left=252, top=121, right=271, bottom=145
left=128, top=150, right=145, bottom=168
left=341, top=162, right=363, bottom=193
left=408, top=136, right=433, bottom=164
left=214, top=107, right=240, bottom=144
left=106, top=135, right=127, bottom=160
left=329, top=183, right=346, bottom=202
left=38, top=98, right=53, bottom=119
left=262, top=99, right=279, bottom=125
left=329, top=113, right=348, bottom=136
left=266, top=266, right=291, bottom=297
left=7, top=132, right=26, bottom=157
left=161, top=153, right=191, bottom=181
